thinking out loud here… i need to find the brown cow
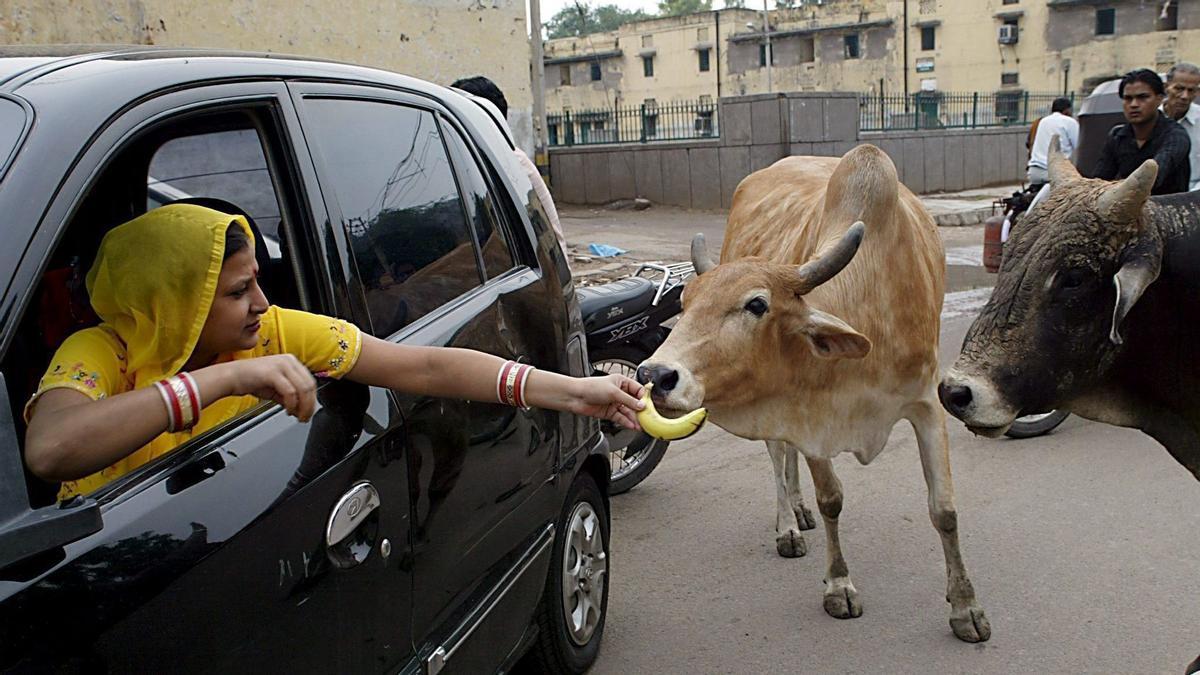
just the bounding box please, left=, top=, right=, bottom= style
left=637, top=145, right=990, bottom=642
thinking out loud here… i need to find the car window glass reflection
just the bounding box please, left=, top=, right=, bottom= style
left=304, top=99, right=484, bottom=336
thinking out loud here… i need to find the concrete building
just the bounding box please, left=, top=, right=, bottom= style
left=546, top=0, right=1200, bottom=117
left=911, top=0, right=1200, bottom=96
left=544, top=1, right=902, bottom=112
left=0, top=0, right=536, bottom=152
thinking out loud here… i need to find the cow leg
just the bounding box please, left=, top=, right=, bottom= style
left=805, top=456, right=862, bottom=619
left=908, top=400, right=992, bottom=643
left=785, top=443, right=817, bottom=530
left=766, top=441, right=807, bottom=557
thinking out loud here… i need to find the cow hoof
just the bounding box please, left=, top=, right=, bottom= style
left=794, top=504, right=816, bottom=531
left=949, top=604, right=991, bottom=643
left=775, top=531, right=807, bottom=558
left=823, top=584, right=862, bottom=619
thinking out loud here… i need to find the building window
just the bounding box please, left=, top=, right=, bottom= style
left=759, top=43, right=775, bottom=67
left=844, top=34, right=861, bottom=59
left=699, top=48, right=711, bottom=72
left=800, top=36, right=815, bottom=63
left=1002, top=0, right=1018, bottom=4
left=1001, top=71, right=1019, bottom=86
left=560, top=64, right=571, bottom=86
left=643, top=55, right=654, bottom=77
left=921, top=25, right=935, bottom=50
left=590, top=62, right=601, bottom=81
left=1157, top=0, right=1178, bottom=31
left=1096, top=8, right=1116, bottom=36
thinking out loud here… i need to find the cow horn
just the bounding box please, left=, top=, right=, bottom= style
left=1096, top=159, right=1157, bottom=226
left=691, top=233, right=716, bottom=275
left=796, top=221, right=866, bottom=294
left=1047, top=134, right=1080, bottom=186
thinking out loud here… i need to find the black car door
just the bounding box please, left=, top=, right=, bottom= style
left=291, top=82, right=574, bottom=672
left=0, top=82, right=413, bottom=673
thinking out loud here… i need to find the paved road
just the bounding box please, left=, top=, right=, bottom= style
left=565, top=207, right=1200, bottom=674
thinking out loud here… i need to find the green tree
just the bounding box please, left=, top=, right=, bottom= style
left=723, top=0, right=746, bottom=7
left=546, top=2, right=651, bottom=38
left=656, top=0, right=713, bottom=17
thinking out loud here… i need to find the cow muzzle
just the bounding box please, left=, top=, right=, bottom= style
left=938, top=370, right=1017, bottom=438
left=635, top=360, right=704, bottom=413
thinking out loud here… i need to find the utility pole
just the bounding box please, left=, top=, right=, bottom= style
left=529, top=0, right=548, bottom=174
left=762, top=0, right=773, bottom=93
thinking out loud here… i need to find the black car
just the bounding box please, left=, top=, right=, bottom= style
left=0, top=46, right=611, bottom=673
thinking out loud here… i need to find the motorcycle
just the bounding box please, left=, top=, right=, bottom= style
left=578, top=261, right=694, bottom=494
left=985, top=184, right=1071, bottom=439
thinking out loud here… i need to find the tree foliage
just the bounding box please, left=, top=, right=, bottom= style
left=656, top=0, right=713, bottom=16
left=546, top=2, right=653, bottom=38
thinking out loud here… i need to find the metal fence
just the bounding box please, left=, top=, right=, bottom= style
left=547, top=100, right=718, bottom=147
left=859, top=91, right=1074, bottom=132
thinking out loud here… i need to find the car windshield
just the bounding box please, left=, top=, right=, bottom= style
left=0, top=98, right=26, bottom=183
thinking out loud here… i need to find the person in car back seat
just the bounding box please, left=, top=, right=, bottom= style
left=22, top=204, right=644, bottom=500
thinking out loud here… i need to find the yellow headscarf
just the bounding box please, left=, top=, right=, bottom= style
left=86, top=203, right=255, bottom=388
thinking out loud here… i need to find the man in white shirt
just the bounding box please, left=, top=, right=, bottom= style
left=1161, top=61, right=1200, bottom=191
left=1026, top=97, right=1079, bottom=187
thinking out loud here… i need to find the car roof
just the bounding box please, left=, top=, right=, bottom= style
left=0, top=44, right=439, bottom=97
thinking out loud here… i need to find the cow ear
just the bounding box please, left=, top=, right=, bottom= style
left=1110, top=237, right=1163, bottom=346
left=799, top=308, right=872, bottom=359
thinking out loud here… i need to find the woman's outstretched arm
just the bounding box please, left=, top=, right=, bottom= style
left=346, top=335, right=644, bottom=429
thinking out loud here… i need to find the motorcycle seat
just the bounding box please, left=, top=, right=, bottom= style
left=578, top=276, right=657, bottom=331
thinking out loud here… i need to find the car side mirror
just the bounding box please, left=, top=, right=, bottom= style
left=0, top=372, right=102, bottom=572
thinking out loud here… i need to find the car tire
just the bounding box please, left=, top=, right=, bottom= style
left=1005, top=410, right=1070, bottom=439
left=528, top=472, right=609, bottom=674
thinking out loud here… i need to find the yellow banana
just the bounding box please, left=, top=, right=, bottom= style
left=636, top=383, right=707, bottom=441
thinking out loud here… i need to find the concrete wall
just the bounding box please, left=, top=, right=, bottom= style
left=0, top=0, right=536, bottom=153
left=548, top=92, right=1026, bottom=208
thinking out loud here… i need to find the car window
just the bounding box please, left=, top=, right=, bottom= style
left=2, top=106, right=309, bottom=505
left=147, top=129, right=284, bottom=258
left=439, top=117, right=517, bottom=280
left=302, top=98, right=484, bottom=337
left=0, top=98, right=27, bottom=183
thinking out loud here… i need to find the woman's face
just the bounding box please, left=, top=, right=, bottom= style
left=195, top=246, right=269, bottom=358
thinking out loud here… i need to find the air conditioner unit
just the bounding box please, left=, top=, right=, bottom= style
left=998, top=25, right=1018, bottom=44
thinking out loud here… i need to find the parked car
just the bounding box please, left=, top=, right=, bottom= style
left=0, top=45, right=612, bottom=674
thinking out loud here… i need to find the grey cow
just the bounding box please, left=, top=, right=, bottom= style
left=940, top=143, right=1200, bottom=480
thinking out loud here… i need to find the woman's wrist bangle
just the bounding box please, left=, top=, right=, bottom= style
left=496, top=360, right=535, bottom=410
left=155, top=372, right=203, bottom=433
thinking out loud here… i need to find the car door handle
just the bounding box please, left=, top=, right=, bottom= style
left=165, top=450, right=226, bottom=495
left=326, top=481, right=380, bottom=547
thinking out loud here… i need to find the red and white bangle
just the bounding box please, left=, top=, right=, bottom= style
left=154, top=372, right=203, bottom=433
left=496, top=360, right=535, bottom=410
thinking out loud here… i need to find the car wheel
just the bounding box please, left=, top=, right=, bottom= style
left=528, top=473, right=609, bottom=674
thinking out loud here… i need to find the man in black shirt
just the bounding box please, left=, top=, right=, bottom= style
left=1094, top=68, right=1192, bottom=195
